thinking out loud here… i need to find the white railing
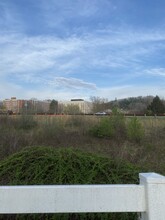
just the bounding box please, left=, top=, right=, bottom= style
left=0, top=173, right=165, bottom=220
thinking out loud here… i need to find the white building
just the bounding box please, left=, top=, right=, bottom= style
left=60, top=99, right=92, bottom=114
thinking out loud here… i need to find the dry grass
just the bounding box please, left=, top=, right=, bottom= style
left=0, top=115, right=165, bottom=174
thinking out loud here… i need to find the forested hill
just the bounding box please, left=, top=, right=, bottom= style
left=108, top=96, right=164, bottom=114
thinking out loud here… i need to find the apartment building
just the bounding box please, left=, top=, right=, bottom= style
left=3, top=97, right=52, bottom=114
left=3, top=97, right=25, bottom=114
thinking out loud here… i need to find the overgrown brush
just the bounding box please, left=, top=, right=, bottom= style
left=127, top=117, right=144, bottom=143
left=0, top=115, right=37, bottom=130
left=0, top=147, right=140, bottom=220
left=16, top=114, right=38, bottom=130
left=89, top=109, right=126, bottom=139
left=0, top=115, right=165, bottom=175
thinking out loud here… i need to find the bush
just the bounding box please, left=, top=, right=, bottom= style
left=90, top=109, right=126, bottom=139
left=127, top=117, right=144, bottom=143
left=0, top=147, right=140, bottom=220
left=90, top=117, right=115, bottom=138
left=110, top=108, right=126, bottom=139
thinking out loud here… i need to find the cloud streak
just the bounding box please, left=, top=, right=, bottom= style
left=1, top=28, right=165, bottom=78
left=144, top=68, right=165, bottom=77
left=53, top=77, right=97, bottom=90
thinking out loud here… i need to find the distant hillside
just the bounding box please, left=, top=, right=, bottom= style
left=108, top=96, right=154, bottom=114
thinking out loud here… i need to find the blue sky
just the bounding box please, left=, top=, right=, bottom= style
left=1, top=0, right=165, bottom=101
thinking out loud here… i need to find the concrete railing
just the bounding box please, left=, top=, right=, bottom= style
left=0, top=172, right=165, bottom=220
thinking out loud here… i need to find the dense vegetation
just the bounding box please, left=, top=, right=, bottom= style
left=0, top=113, right=165, bottom=219
left=147, top=95, right=165, bottom=115
left=0, top=147, right=140, bottom=220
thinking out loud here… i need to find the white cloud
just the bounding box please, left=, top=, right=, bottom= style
left=144, top=68, right=165, bottom=77
left=0, top=34, right=83, bottom=80
left=1, top=25, right=165, bottom=100
left=53, top=77, right=97, bottom=90
left=1, top=28, right=165, bottom=80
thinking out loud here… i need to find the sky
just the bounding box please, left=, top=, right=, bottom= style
left=0, top=0, right=165, bottom=101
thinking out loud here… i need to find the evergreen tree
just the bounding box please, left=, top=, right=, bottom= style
left=49, top=100, right=58, bottom=114
left=147, top=96, right=165, bottom=114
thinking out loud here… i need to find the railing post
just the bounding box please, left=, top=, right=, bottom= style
left=139, top=172, right=165, bottom=220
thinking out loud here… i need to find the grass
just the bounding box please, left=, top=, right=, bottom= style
left=0, top=115, right=165, bottom=171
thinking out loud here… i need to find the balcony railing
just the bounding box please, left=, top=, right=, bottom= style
left=0, top=173, right=165, bottom=220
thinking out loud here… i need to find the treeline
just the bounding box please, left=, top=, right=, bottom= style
left=109, top=96, right=153, bottom=113
left=91, top=95, right=165, bottom=115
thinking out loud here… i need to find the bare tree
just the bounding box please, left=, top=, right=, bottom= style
left=90, top=96, right=109, bottom=113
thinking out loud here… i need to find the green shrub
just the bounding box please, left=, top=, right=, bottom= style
left=0, top=147, right=140, bottom=220
left=90, top=117, right=115, bottom=138
left=127, top=117, right=144, bottom=143
left=111, top=108, right=126, bottom=139
left=90, top=109, right=126, bottom=139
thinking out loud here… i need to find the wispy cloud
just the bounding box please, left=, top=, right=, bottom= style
left=53, top=77, right=96, bottom=90
left=1, top=28, right=165, bottom=79
left=0, top=34, right=82, bottom=78
left=40, top=0, right=115, bottom=31
left=0, top=1, right=24, bottom=33
left=144, top=68, right=165, bottom=77
left=1, top=5, right=165, bottom=100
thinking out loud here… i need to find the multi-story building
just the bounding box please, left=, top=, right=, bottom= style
left=3, top=97, right=52, bottom=114
left=3, top=97, right=92, bottom=114
left=60, top=99, right=92, bottom=114
left=3, top=97, right=25, bottom=114
left=29, top=99, right=51, bottom=113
